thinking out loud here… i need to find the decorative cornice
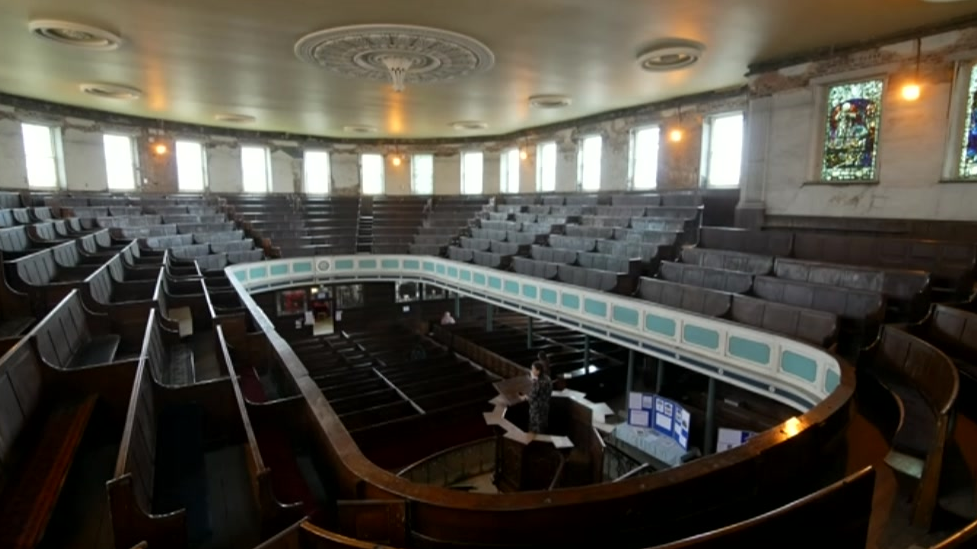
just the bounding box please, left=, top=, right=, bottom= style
left=0, top=86, right=747, bottom=147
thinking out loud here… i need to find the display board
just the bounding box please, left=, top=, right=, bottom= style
left=627, top=392, right=691, bottom=450
left=716, top=427, right=756, bottom=452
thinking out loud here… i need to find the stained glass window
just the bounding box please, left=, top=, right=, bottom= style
left=820, top=79, right=884, bottom=181
left=958, top=64, right=977, bottom=179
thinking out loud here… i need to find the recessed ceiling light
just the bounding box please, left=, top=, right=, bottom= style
left=636, top=39, right=705, bottom=72
left=450, top=121, right=488, bottom=130
left=529, top=94, right=572, bottom=109
left=343, top=124, right=378, bottom=134
left=28, top=20, right=122, bottom=50
left=79, top=82, right=142, bottom=100
left=215, top=113, right=256, bottom=123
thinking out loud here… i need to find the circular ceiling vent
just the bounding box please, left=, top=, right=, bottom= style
left=529, top=94, right=572, bottom=109
left=294, top=24, right=495, bottom=91
left=636, top=39, right=705, bottom=72
left=79, top=82, right=141, bottom=100
left=28, top=20, right=122, bottom=50
left=450, top=120, right=488, bottom=131
left=214, top=113, right=256, bottom=123
left=343, top=125, right=378, bottom=134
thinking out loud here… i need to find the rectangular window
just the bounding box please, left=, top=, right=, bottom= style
left=500, top=148, right=520, bottom=194
left=958, top=63, right=977, bottom=179
left=630, top=127, right=660, bottom=190
left=460, top=151, right=483, bottom=195
left=361, top=153, right=385, bottom=195
left=820, top=79, right=884, bottom=181
left=577, top=135, right=602, bottom=191
left=702, top=113, right=744, bottom=188
left=536, top=142, right=557, bottom=192
left=103, top=134, right=138, bottom=190
left=411, top=154, right=434, bottom=195
left=175, top=141, right=207, bottom=192
left=21, top=123, right=61, bottom=189
left=304, top=150, right=331, bottom=194
left=241, top=146, right=271, bottom=193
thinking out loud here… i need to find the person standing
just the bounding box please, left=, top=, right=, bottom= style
left=521, top=360, right=553, bottom=433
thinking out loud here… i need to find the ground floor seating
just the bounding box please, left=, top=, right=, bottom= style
left=32, top=290, right=121, bottom=370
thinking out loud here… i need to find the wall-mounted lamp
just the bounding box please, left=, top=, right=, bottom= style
left=392, top=155, right=402, bottom=167
left=520, top=148, right=528, bottom=161
left=152, top=143, right=168, bottom=155
left=669, top=108, right=684, bottom=143
left=901, top=38, right=922, bottom=102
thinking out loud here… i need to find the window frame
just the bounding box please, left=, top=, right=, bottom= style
left=303, top=149, right=332, bottom=194
left=240, top=145, right=272, bottom=193
left=500, top=148, right=520, bottom=194
left=102, top=133, right=140, bottom=191
left=699, top=111, right=745, bottom=189
left=411, top=153, right=434, bottom=195
left=21, top=122, right=64, bottom=190
left=577, top=134, right=602, bottom=191
left=175, top=140, right=208, bottom=192
left=460, top=150, right=484, bottom=195
left=360, top=153, right=386, bottom=195
left=536, top=141, right=557, bottom=192
left=943, top=58, right=977, bottom=182
left=629, top=125, right=661, bottom=190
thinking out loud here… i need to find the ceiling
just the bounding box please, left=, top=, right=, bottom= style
left=0, top=0, right=974, bottom=138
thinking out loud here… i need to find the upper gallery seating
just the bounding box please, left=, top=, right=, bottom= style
left=408, top=196, right=488, bottom=255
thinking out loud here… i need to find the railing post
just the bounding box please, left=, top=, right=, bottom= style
left=526, top=317, right=533, bottom=349
left=704, top=377, right=717, bottom=455
left=655, top=359, right=665, bottom=393
left=454, top=293, right=461, bottom=318
left=583, top=334, right=590, bottom=367
left=625, top=349, right=635, bottom=395
left=486, top=303, right=494, bottom=332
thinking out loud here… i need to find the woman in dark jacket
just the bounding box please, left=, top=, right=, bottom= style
left=522, top=360, right=553, bottom=433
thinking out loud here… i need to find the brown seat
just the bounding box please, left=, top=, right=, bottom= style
left=730, top=295, right=837, bottom=348
left=637, top=277, right=731, bottom=317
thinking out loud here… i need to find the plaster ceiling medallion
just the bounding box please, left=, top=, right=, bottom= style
left=636, top=39, right=706, bottom=72
left=29, top=20, right=122, bottom=50
left=79, top=83, right=142, bottom=100
left=343, top=124, right=378, bottom=134
left=529, top=94, right=572, bottom=109
left=214, top=113, right=256, bottom=123
left=293, top=24, right=495, bottom=92
left=450, top=120, right=488, bottom=131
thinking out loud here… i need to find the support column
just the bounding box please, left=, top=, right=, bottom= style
left=526, top=317, right=534, bottom=349
left=704, top=377, right=717, bottom=455
left=486, top=303, right=494, bottom=332
left=735, top=95, right=773, bottom=229
left=454, top=293, right=461, bottom=318
left=625, top=349, right=635, bottom=395
left=583, top=334, right=590, bottom=367
left=655, top=360, right=665, bottom=393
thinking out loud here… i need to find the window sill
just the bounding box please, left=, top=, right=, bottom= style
left=801, top=180, right=880, bottom=187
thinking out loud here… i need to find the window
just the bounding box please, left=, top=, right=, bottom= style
left=241, top=146, right=271, bottom=193
left=702, top=113, right=744, bottom=188
left=361, top=153, right=385, bottom=194
left=411, top=154, right=434, bottom=195
left=577, top=135, right=602, bottom=191
left=629, top=127, right=660, bottom=190
left=820, top=79, right=884, bottom=181
left=536, top=142, right=557, bottom=192
left=460, top=151, right=483, bottom=195
left=958, top=64, right=977, bottom=179
left=304, top=150, right=331, bottom=194
left=175, top=141, right=207, bottom=192
left=500, top=148, right=520, bottom=194
left=21, top=123, right=61, bottom=189
left=103, top=134, right=138, bottom=190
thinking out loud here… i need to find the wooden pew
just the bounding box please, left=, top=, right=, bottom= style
left=659, top=261, right=753, bottom=294
left=858, top=326, right=959, bottom=529
left=681, top=248, right=774, bottom=275
left=144, top=308, right=195, bottom=386
left=906, top=304, right=977, bottom=419
left=219, top=324, right=306, bottom=537
left=653, top=467, right=875, bottom=549
left=31, top=290, right=122, bottom=370
left=698, top=227, right=793, bottom=257
left=0, top=337, right=97, bottom=548
left=106, top=326, right=188, bottom=549
left=636, top=277, right=731, bottom=317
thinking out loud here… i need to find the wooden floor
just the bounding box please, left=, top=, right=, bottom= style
left=199, top=445, right=262, bottom=549
left=39, top=443, right=118, bottom=549
left=193, top=332, right=221, bottom=381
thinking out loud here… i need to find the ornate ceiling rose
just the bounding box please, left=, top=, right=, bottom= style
left=294, top=24, right=495, bottom=92
left=636, top=39, right=705, bottom=72
left=29, top=20, right=122, bottom=50
left=79, top=82, right=142, bottom=100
